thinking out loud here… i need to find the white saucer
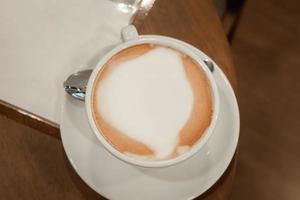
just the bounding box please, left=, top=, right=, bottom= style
left=60, top=44, right=240, bottom=200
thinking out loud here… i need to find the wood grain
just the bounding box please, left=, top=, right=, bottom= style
left=230, top=0, right=300, bottom=199
left=0, top=0, right=237, bottom=199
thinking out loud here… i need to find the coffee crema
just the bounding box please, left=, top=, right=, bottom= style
left=91, top=44, right=213, bottom=160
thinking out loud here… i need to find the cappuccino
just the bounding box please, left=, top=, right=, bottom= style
left=91, top=44, right=212, bottom=160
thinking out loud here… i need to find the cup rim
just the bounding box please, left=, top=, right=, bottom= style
left=85, top=35, right=220, bottom=168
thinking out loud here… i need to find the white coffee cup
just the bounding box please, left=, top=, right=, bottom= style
left=85, top=25, right=220, bottom=168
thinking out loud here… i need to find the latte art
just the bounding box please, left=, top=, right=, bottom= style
left=91, top=44, right=213, bottom=160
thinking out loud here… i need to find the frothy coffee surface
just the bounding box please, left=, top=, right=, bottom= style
left=91, top=44, right=212, bottom=160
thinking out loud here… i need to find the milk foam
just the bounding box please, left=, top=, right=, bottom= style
left=96, top=47, right=194, bottom=159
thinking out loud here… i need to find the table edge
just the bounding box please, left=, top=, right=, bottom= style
left=0, top=99, right=60, bottom=139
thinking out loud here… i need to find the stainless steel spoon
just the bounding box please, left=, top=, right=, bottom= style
left=203, top=59, right=214, bottom=72
left=63, top=69, right=92, bottom=101
left=63, top=59, right=214, bottom=101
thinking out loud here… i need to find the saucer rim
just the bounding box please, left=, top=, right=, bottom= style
left=60, top=42, right=240, bottom=199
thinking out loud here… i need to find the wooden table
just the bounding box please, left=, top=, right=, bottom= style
left=0, top=0, right=237, bottom=199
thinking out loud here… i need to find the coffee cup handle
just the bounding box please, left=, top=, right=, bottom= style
left=121, top=25, right=139, bottom=42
